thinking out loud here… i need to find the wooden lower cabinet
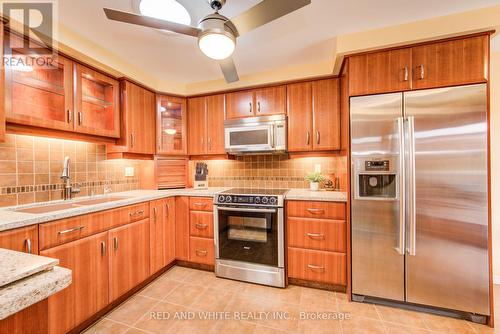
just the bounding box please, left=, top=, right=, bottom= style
left=41, top=232, right=109, bottom=334
left=287, top=217, right=346, bottom=252
left=175, top=196, right=190, bottom=261
left=0, top=225, right=38, bottom=254
left=0, top=299, right=48, bottom=334
left=287, top=247, right=346, bottom=285
left=189, top=237, right=214, bottom=265
left=164, top=198, right=176, bottom=265
left=189, top=211, right=214, bottom=238
left=109, top=219, right=150, bottom=302
left=150, top=199, right=165, bottom=274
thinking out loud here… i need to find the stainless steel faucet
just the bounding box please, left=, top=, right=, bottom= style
left=61, top=156, right=80, bottom=200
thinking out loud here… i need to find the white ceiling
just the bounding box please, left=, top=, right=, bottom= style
left=58, top=0, right=500, bottom=84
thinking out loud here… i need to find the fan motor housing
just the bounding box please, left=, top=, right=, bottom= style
left=198, top=12, right=238, bottom=40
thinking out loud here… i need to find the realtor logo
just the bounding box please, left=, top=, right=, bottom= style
left=2, top=0, right=58, bottom=69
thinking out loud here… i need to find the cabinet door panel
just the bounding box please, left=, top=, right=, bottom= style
left=41, top=232, right=108, bottom=334
left=150, top=200, right=165, bottom=274
left=313, top=79, right=341, bottom=150
left=254, top=86, right=286, bottom=116
left=412, top=36, right=488, bottom=89
left=189, top=211, right=214, bottom=238
left=187, top=97, right=207, bottom=155
left=226, top=90, right=254, bottom=119
left=74, top=64, right=120, bottom=138
left=157, top=95, right=187, bottom=155
left=164, top=197, right=176, bottom=265
left=0, top=226, right=38, bottom=254
left=175, top=196, right=190, bottom=261
left=287, top=82, right=313, bottom=152
left=109, top=219, right=150, bottom=302
left=206, top=94, right=225, bottom=154
left=348, top=48, right=412, bottom=96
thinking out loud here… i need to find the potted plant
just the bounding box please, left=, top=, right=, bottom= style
left=305, top=172, right=325, bottom=191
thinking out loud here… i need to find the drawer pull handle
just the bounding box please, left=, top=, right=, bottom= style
left=307, top=233, right=325, bottom=240
left=306, top=208, right=325, bottom=214
left=113, top=237, right=119, bottom=251
left=195, top=223, right=208, bottom=229
left=101, top=241, right=106, bottom=256
left=195, top=249, right=207, bottom=256
left=58, top=226, right=85, bottom=235
left=25, top=238, right=32, bottom=254
left=307, top=264, right=325, bottom=271
left=193, top=203, right=207, bottom=207
left=153, top=207, right=157, bottom=222
left=129, top=210, right=144, bottom=217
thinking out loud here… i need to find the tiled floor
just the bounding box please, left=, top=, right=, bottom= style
left=84, top=266, right=499, bottom=334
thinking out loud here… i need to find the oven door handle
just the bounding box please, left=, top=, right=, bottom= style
left=216, top=207, right=277, bottom=213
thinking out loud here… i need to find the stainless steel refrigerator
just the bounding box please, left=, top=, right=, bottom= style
left=350, top=84, right=490, bottom=321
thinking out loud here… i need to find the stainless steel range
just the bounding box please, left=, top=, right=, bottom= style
left=214, top=188, right=287, bottom=287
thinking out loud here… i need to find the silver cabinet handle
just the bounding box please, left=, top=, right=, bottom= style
left=113, top=237, right=118, bottom=251
left=316, top=130, right=320, bottom=145
left=129, top=210, right=144, bottom=217
left=58, top=226, right=85, bottom=235
left=396, top=117, right=406, bottom=255
left=78, top=112, right=83, bottom=125
left=153, top=207, right=157, bottom=222
left=306, top=233, right=325, bottom=240
left=166, top=203, right=170, bottom=217
left=195, top=223, right=208, bottom=229
left=306, top=131, right=310, bottom=145
left=25, top=238, right=32, bottom=254
left=249, top=102, right=252, bottom=113
left=404, top=66, right=409, bottom=81
left=193, top=202, right=207, bottom=208
left=407, top=116, right=417, bottom=256
left=67, top=110, right=72, bottom=123
left=417, top=65, right=425, bottom=79
left=307, top=264, right=325, bottom=271
left=195, top=249, right=207, bottom=256
left=306, top=208, right=325, bottom=214
left=257, top=101, right=261, bottom=113
left=101, top=241, right=106, bottom=256
left=130, top=133, right=134, bottom=148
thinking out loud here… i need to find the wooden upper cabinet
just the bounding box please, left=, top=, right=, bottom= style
left=4, top=33, right=74, bottom=132
left=157, top=95, right=187, bottom=155
left=288, top=80, right=341, bottom=152
left=348, top=48, right=412, bottom=96
left=254, top=86, right=286, bottom=116
left=206, top=94, right=225, bottom=154
left=412, top=35, right=488, bottom=89
left=0, top=225, right=38, bottom=254
left=109, top=218, right=150, bottom=302
left=287, top=82, right=313, bottom=152
left=312, top=79, right=341, bottom=150
left=111, top=80, right=156, bottom=155
left=74, top=64, right=120, bottom=138
left=226, top=90, right=253, bottom=119
left=187, top=97, right=207, bottom=155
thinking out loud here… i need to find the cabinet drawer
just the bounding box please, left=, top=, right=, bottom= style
left=189, top=197, right=213, bottom=212
left=118, top=202, right=150, bottom=223
left=0, top=225, right=39, bottom=254
left=189, top=237, right=214, bottom=265
left=40, top=216, right=88, bottom=250
left=288, top=247, right=346, bottom=285
left=287, top=201, right=346, bottom=220
left=287, top=217, right=346, bottom=252
left=189, top=211, right=214, bottom=238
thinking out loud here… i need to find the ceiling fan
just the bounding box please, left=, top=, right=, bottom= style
left=103, top=0, right=311, bottom=83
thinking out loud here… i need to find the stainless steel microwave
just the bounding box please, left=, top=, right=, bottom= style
left=224, top=115, right=287, bottom=154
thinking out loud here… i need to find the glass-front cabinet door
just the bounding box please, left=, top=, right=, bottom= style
left=4, top=33, right=74, bottom=132
left=74, top=64, right=120, bottom=138
left=157, top=95, right=187, bottom=155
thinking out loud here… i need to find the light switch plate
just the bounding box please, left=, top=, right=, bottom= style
left=125, top=167, right=134, bottom=177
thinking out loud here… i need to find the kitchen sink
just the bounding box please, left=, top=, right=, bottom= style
left=13, top=196, right=130, bottom=214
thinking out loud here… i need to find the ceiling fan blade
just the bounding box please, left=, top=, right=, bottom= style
left=219, top=58, right=239, bottom=83
left=230, top=0, right=311, bottom=35
left=103, top=8, right=200, bottom=37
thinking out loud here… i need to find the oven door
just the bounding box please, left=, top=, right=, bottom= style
left=224, top=124, right=274, bottom=153
left=215, top=206, right=283, bottom=267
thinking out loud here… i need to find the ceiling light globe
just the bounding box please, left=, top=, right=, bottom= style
left=198, top=32, right=235, bottom=60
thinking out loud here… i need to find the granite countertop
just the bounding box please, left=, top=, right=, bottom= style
left=285, top=189, right=348, bottom=202
left=0, top=249, right=59, bottom=287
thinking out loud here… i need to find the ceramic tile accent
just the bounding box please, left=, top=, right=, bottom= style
left=189, top=155, right=348, bottom=191
left=0, top=134, right=144, bottom=207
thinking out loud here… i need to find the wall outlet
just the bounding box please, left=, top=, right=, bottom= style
left=314, top=164, right=322, bottom=173
left=125, top=167, right=134, bottom=177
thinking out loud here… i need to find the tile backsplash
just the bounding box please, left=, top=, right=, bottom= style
left=189, top=155, right=348, bottom=190
left=0, top=134, right=143, bottom=207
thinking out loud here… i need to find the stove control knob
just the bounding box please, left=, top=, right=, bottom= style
left=225, top=196, right=232, bottom=203
left=254, top=197, right=261, bottom=204
left=261, top=197, right=269, bottom=204
left=269, top=197, right=277, bottom=205
left=218, top=195, right=225, bottom=203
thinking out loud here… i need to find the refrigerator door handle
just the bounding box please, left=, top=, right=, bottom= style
left=396, top=117, right=405, bottom=255
left=407, top=116, right=417, bottom=256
